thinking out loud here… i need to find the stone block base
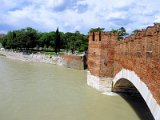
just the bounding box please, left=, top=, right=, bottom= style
left=87, top=71, right=113, bottom=92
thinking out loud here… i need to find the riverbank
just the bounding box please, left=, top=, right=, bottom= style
left=0, top=50, right=86, bottom=70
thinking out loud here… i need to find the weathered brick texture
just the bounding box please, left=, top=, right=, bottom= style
left=88, top=32, right=118, bottom=77
left=88, top=23, right=160, bottom=104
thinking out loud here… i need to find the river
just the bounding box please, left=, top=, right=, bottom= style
left=0, top=56, right=153, bottom=120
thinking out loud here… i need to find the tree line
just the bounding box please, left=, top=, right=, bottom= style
left=0, top=26, right=136, bottom=54
left=0, top=27, right=88, bottom=54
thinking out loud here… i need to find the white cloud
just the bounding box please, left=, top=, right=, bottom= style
left=154, top=16, right=160, bottom=23
left=47, top=0, right=64, bottom=8
left=1, top=0, right=160, bottom=34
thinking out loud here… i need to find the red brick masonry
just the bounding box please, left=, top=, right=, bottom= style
left=88, top=23, right=160, bottom=104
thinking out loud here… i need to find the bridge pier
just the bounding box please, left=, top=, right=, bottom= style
left=87, top=71, right=113, bottom=92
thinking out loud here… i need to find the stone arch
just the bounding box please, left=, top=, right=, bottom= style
left=112, top=68, right=160, bottom=120
left=112, top=78, right=139, bottom=94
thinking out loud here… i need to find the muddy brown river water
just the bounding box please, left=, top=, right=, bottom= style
left=0, top=56, right=153, bottom=120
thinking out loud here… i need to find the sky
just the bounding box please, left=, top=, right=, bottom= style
left=1, top=0, right=160, bottom=34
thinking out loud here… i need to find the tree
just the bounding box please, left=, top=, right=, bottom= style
left=111, top=29, right=118, bottom=33
left=1, top=36, right=7, bottom=48
left=0, top=38, right=2, bottom=43
left=118, top=27, right=128, bottom=39
left=54, top=28, right=61, bottom=54
left=24, top=27, right=38, bottom=49
left=63, top=31, right=88, bottom=54
left=38, top=32, right=54, bottom=50
left=74, top=31, right=88, bottom=52
left=14, top=30, right=26, bottom=49
left=36, top=32, right=44, bottom=50
left=89, top=27, right=105, bottom=32
left=1, top=27, right=88, bottom=53
left=2, top=31, right=16, bottom=49
left=111, top=27, right=128, bottom=40
left=1, top=27, right=38, bottom=50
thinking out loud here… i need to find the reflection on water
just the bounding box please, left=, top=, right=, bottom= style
left=0, top=57, right=153, bottom=120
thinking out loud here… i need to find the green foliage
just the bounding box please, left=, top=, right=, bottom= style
left=1, top=27, right=38, bottom=49
left=55, top=28, right=61, bottom=54
left=37, top=32, right=55, bottom=50
left=1, top=27, right=88, bottom=54
left=118, top=27, right=128, bottom=40
left=89, top=27, right=105, bottom=32
left=111, top=27, right=128, bottom=40
left=0, top=38, right=2, bottom=48
left=63, top=31, right=88, bottom=54
left=0, top=37, right=3, bottom=43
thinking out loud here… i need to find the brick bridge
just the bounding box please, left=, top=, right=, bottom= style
left=87, top=23, right=160, bottom=120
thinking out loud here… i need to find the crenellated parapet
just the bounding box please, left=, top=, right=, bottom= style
left=88, top=23, right=160, bottom=104
left=114, top=23, right=160, bottom=105
left=88, top=31, right=118, bottom=77
left=89, top=32, right=118, bottom=44
left=87, top=24, right=160, bottom=119
left=115, top=23, right=160, bottom=59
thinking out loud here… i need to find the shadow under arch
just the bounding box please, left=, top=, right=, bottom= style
left=112, top=69, right=160, bottom=120
left=113, top=78, right=154, bottom=120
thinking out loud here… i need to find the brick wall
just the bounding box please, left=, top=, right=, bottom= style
left=62, top=55, right=85, bottom=70
left=88, top=23, right=160, bottom=104
left=88, top=32, right=118, bottom=77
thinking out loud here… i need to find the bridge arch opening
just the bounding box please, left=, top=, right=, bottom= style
left=113, top=78, right=154, bottom=120
left=113, top=78, right=139, bottom=94
left=112, top=69, right=160, bottom=120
